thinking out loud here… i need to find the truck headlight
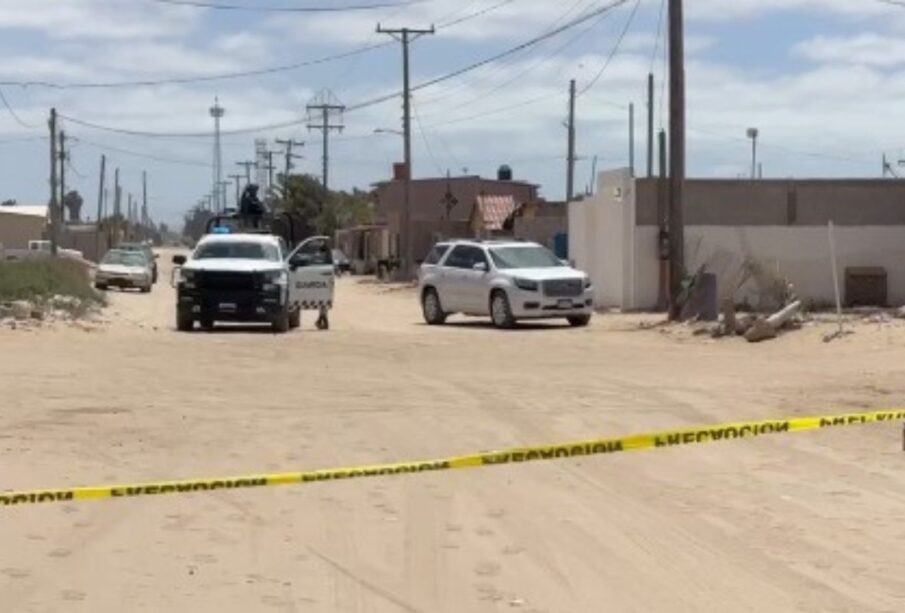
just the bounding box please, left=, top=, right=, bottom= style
left=179, top=268, right=196, bottom=288
left=513, top=278, right=539, bottom=292
left=263, top=270, right=287, bottom=291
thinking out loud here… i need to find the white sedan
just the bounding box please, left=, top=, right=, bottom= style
left=95, top=249, right=153, bottom=293
left=418, top=239, right=594, bottom=329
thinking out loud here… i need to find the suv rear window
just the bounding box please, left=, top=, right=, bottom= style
left=424, top=243, right=450, bottom=265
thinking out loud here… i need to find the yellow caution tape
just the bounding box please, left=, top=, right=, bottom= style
left=3, top=409, right=904, bottom=507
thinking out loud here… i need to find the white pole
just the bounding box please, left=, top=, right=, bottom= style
left=828, top=221, right=843, bottom=335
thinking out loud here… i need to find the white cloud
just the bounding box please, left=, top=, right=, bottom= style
left=0, top=0, right=200, bottom=39
left=794, top=33, right=905, bottom=67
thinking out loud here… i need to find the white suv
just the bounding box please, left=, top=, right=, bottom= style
left=418, top=239, right=594, bottom=329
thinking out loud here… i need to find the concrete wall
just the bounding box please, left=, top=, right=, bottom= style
left=635, top=178, right=905, bottom=227
left=570, top=169, right=635, bottom=307
left=575, top=172, right=905, bottom=310
left=0, top=212, right=46, bottom=251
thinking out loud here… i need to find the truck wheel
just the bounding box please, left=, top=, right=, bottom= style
left=199, top=317, right=214, bottom=331
left=176, top=310, right=194, bottom=332
left=567, top=314, right=592, bottom=327
left=272, top=307, right=290, bottom=333
left=490, top=290, right=515, bottom=329
left=140, top=285, right=151, bottom=294
left=95, top=283, right=108, bottom=291
left=289, top=308, right=301, bottom=329
left=422, top=288, right=447, bottom=325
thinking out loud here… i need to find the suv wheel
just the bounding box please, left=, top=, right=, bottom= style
left=422, top=288, right=447, bottom=325
left=567, top=314, right=592, bottom=327
left=490, top=290, right=515, bottom=329
left=288, top=307, right=301, bottom=329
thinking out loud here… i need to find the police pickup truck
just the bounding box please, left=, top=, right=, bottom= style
left=172, top=233, right=334, bottom=333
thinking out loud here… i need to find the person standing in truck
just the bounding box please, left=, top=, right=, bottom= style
left=239, top=184, right=265, bottom=229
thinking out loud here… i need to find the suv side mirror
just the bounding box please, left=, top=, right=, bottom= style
left=473, top=261, right=488, bottom=272
left=172, top=255, right=186, bottom=266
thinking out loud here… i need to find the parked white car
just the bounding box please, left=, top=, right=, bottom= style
left=418, top=239, right=594, bottom=329
left=95, top=249, right=153, bottom=292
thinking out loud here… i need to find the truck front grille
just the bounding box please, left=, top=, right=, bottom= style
left=543, top=278, right=583, bottom=297
left=198, top=271, right=259, bottom=292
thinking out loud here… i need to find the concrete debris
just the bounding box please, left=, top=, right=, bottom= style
left=0, top=298, right=106, bottom=331
left=897, top=306, right=905, bottom=319
left=10, top=300, right=30, bottom=320
left=744, top=317, right=778, bottom=343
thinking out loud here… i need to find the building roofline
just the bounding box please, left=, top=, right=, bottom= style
left=371, top=175, right=539, bottom=189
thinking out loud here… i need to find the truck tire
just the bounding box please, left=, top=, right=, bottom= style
left=176, top=310, right=194, bottom=332
left=272, top=307, right=290, bottom=333
left=490, top=290, right=515, bottom=329
left=289, top=307, right=301, bottom=329
left=95, top=283, right=108, bottom=291
left=567, top=314, right=592, bottom=327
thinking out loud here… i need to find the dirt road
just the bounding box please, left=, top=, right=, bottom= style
left=2, top=251, right=905, bottom=612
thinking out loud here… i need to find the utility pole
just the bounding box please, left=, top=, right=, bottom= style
left=747, top=127, right=759, bottom=180
left=49, top=108, right=59, bottom=256
left=629, top=102, right=635, bottom=177
left=647, top=73, right=655, bottom=177
left=306, top=89, right=345, bottom=195
left=275, top=139, right=305, bottom=184
left=95, top=155, right=106, bottom=260
left=667, top=0, right=686, bottom=320
left=210, top=98, right=225, bottom=213
left=264, top=151, right=276, bottom=191
left=377, top=23, right=436, bottom=278
left=566, top=78, right=577, bottom=202
left=228, top=173, right=243, bottom=208
left=657, top=128, right=668, bottom=311
left=236, top=160, right=256, bottom=185
left=113, top=167, right=121, bottom=244
left=142, top=171, right=149, bottom=228
left=58, top=129, right=67, bottom=223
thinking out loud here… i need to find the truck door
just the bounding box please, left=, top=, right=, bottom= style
left=288, top=236, right=335, bottom=311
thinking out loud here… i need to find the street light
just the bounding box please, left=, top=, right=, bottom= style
left=746, top=127, right=759, bottom=180
left=374, top=128, right=404, bottom=136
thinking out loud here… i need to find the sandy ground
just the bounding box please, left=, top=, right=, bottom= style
left=2, top=250, right=905, bottom=612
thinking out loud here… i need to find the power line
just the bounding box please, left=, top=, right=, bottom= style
left=0, top=87, right=38, bottom=129
left=415, top=0, right=595, bottom=108
left=417, top=0, right=609, bottom=114
left=437, top=0, right=516, bottom=28
left=649, top=0, right=666, bottom=73
left=348, top=0, right=631, bottom=113
left=0, top=43, right=391, bottom=90
left=577, top=0, right=641, bottom=96
left=144, top=0, right=428, bottom=11
left=412, top=100, right=444, bottom=175
left=60, top=0, right=628, bottom=138
left=70, top=137, right=211, bottom=167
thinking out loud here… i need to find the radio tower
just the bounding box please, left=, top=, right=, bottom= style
left=209, top=97, right=225, bottom=213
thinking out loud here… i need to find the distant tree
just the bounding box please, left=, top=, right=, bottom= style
left=182, top=203, right=214, bottom=243
left=273, top=173, right=374, bottom=238
left=63, top=190, right=84, bottom=221
left=0, top=199, right=16, bottom=207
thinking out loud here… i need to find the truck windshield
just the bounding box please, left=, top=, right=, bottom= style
left=194, top=241, right=280, bottom=261
left=489, top=246, right=563, bottom=269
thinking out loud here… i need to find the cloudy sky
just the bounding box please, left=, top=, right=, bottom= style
left=0, top=0, right=903, bottom=226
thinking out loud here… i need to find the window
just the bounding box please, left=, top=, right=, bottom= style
left=444, top=245, right=487, bottom=270
left=290, top=239, right=333, bottom=267
left=102, top=251, right=147, bottom=266
left=489, top=245, right=563, bottom=269
left=195, top=241, right=281, bottom=261
left=424, top=243, right=450, bottom=265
